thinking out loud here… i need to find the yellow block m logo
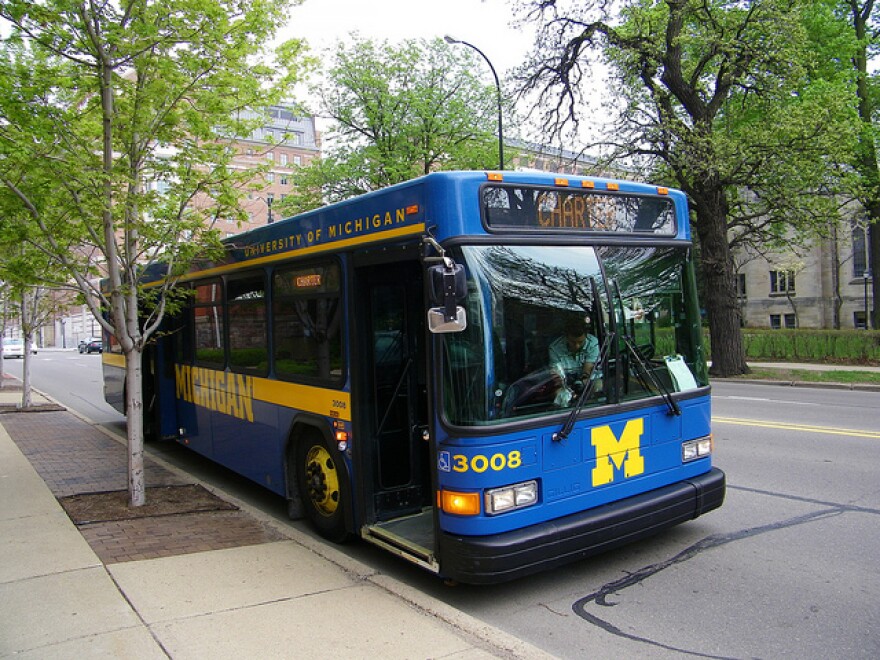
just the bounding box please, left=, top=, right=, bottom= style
left=591, top=419, right=645, bottom=487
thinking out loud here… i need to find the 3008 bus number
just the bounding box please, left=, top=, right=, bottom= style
left=451, top=450, right=522, bottom=473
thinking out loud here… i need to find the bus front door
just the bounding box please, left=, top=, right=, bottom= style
left=355, top=259, right=435, bottom=568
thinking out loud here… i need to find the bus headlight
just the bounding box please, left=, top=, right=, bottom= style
left=682, top=435, right=712, bottom=462
left=485, top=480, right=538, bottom=515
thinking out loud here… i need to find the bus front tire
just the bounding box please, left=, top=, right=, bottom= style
left=295, top=434, right=349, bottom=543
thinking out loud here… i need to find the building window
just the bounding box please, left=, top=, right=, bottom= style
left=266, top=172, right=275, bottom=183
left=266, top=151, right=274, bottom=162
left=280, top=153, right=288, bottom=166
left=855, top=311, right=867, bottom=329
left=293, top=155, right=302, bottom=166
left=852, top=222, right=868, bottom=278
left=735, top=273, right=747, bottom=299
left=784, top=314, right=796, bottom=329
left=770, top=314, right=781, bottom=329
left=280, top=176, right=289, bottom=186
left=769, top=270, right=795, bottom=295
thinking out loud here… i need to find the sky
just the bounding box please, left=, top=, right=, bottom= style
left=278, top=0, right=609, bottom=146
left=281, top=0, right=535, bottom=78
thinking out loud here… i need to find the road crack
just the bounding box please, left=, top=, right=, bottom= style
left=571, top=507, right=844, bottom=658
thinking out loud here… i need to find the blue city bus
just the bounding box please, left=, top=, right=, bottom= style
left=103, top=170, right=724, bottom=583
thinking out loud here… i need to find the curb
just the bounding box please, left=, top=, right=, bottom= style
left=714, top=378, right=880, bottom=392
left=12, top=383, right=553, bottom=660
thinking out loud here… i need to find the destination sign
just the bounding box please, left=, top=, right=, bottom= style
left=295, top=273, right=322, bottom=289
left=482, top=185, right=676, bottom=235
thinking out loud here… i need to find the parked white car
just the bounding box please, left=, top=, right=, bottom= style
left=2, top=339, right=37, bottom=358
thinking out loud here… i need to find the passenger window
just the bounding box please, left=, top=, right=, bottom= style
left=273, top=262, right=343, bottom=383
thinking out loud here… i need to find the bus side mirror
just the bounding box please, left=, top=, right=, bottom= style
left=427, top=262, right=467, bottom=333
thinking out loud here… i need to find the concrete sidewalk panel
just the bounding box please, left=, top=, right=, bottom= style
left=9, top=626, right=167, bottom=660
left=0, top=567, right=147, bottom=656
left=108, top=540, right=357, bottom=624
left=149, top=581, right=497, bottom=660
left=0, top=441, right=60, bottom=519
left=0, top=510, right=100, bottom=584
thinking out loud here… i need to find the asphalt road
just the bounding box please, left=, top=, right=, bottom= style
left=6, top=351, right=879, bottom=659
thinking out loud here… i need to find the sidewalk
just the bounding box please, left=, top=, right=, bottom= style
left=719, top=361, right=880, bottom=392
left=0, top=382, right=551, bottom=659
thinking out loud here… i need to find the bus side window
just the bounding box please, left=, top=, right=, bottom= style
left=272, top=261, right=343, bottom=383
left=227, top=273, right=268, bottom=375
left=193, top=279, right=225, bottom=368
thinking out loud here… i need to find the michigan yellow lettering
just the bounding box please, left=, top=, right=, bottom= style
left=173, top=366, right=254, bottom=423
left=591, top=419, right=645, bottom=486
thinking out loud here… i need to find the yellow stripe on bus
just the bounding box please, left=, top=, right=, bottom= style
left=102, top=352, right=125, bottom=368
left=172, top=364, right=351, bottom=423
left=173, top=223, right=427, bottom=283
left=253, top=378, right=351, bottom=422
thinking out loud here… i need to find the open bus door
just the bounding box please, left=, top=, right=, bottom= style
left=353, top=255, right=436, bottom=569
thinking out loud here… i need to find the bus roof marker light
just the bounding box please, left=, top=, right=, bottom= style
left=657, top=187, right=669, bottom=195
left=581, top=180, right=595, bottom=189
left=555, top=177, right=569, bottom=187
left=487, top=172, right=503, bottom=182
left=606, top=182, right=620, bottom=191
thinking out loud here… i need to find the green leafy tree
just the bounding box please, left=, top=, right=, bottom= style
left=281, top=36, right=505, bottom=214
left=0, top=0, right=307, bottom=506
left=517, top=0, right=860, bottom=376
left=843, top=0, right=880, bottom=328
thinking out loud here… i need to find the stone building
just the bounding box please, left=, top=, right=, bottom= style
left=735, top=221, right=873, bottom=329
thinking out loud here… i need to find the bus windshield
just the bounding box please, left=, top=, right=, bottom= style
left=441, top=244, right=707, bottom=426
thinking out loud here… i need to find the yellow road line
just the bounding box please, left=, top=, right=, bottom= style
left=713, top=416, right=880, bottom=439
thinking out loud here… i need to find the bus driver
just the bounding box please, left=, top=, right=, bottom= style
left=549, top=316, right=601, bottom=406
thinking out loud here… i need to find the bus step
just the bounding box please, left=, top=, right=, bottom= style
left=362, top=509, right=438, bottom=573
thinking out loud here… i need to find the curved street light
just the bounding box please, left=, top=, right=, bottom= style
left=444, top=35, right=504, bottom=171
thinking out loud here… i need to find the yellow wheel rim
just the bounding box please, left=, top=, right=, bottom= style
left=304, top=445, right=340, bottom=517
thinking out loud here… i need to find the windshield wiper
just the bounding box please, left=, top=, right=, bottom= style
left=553, top=331, right=615, bottom=443
left=612, top=280, right=680, bottom=416
left=621, top=333, right=680, bottom=416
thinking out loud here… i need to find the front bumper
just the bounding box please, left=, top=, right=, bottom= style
left=438, top=467, right=725, bottom=584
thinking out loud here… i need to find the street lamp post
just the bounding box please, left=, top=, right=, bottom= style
left=444, top=35, right=504, bottom=171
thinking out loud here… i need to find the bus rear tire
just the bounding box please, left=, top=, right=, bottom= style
left=295, top=434, right=349, bottom=543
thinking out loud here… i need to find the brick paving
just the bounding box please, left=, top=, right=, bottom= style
left=77, top=511, right=286, bottom=564
left=1, top=406, right=288, bottom=564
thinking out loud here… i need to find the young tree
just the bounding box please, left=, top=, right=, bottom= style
left=281, top=36, right=505, bottom=213
left=0, top=203, right=64, bottom=405
left=516, top=0, right=859, bottom=375
left=0, top=0, right=307, bottom=506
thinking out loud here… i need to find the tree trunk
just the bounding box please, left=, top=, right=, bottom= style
left=125, top=349, right=146, bottom=507
left=693, top=192, right=749, bottom=377
left=19, top=297, right=32, bottom=408
left=869, top=223, right=878, bottom=328
left=830, top=220, right=842, bottom=330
